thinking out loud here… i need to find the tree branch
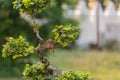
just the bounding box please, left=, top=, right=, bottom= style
left=36, top=30, right=43, bottom=45
left=31, top=8, right=49, bottom=68
left=31, top=8, right=43, bottom=44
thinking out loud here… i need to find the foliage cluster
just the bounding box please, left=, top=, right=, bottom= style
left=23, top=63, right=55, bottom=80
left=52, top=25, right=80, bottom=47
left=23, top=63, right=91, bottom=80
left=2, top=36, right=34, bottom=59
left=0, top=0, right=37, bottom=76
left=55, top=71, right=91, bottom=80
left=13, top=0, right=55, bottom=13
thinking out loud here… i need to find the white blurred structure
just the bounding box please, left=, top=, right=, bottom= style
left=63, top=0, right=120, bottom=49
left=20, top=12, right=48, bottom=26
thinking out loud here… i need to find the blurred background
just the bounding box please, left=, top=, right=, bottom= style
left=1, top=0, right=120, bottom=80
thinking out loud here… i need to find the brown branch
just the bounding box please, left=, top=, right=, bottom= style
left=31, top=8, right=50, bottom=69
left=36, top=30, right=43, bottom=45
left=38, top=47, right=45, bottom=61
left=31, top=8, right=43, bottom=44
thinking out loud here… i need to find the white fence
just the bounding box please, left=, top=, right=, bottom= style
left=64, top=0, right=120, bottom=49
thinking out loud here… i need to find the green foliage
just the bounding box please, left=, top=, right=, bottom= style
left=52, top=25, right=80, bottom=47
left=1, top=0, right=89, bottom=80
left=13, top=0, right=55, bottom=13
left=0, top=0, right=80, bottom=77
left=2, top=36, right=34, bottom=59
left=23, top=63, right=54, bottom=80
left=35, top=0, right=79, bottom=40
left=0, top=0, right=36, bottom=77
left=23, top=63, right=92, bottom=80
left=54, top=71, right=92, bottom=80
